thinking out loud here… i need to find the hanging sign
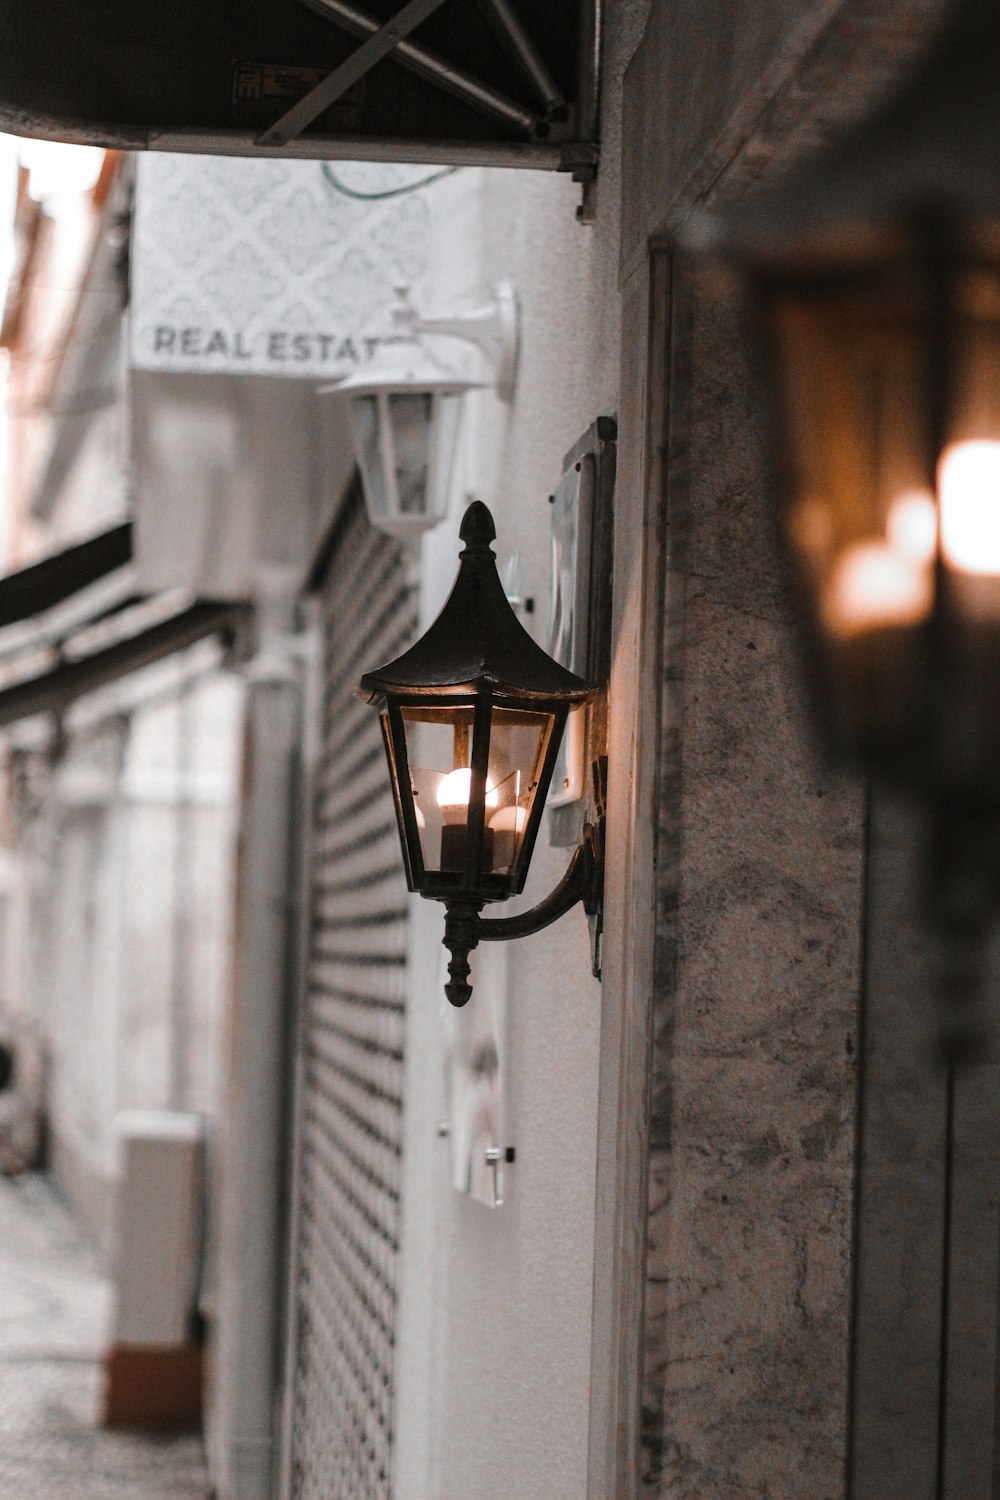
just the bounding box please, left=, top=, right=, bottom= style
left=129, top=155, right=437, bottom=379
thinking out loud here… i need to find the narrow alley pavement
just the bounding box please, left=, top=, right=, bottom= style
left=0, top=1173, right=209, bottom=1499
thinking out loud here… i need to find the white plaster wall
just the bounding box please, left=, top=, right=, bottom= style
left=391, top=6, right=649, bottom=1486
left=391, top=182, right=603, bottom=1500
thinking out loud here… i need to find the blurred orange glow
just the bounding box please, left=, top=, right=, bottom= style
left=886, top=489, right=937, bottom=563
left=939, top=440, right=1000, bottom=575
left=825, top=537, right=933, bottom=636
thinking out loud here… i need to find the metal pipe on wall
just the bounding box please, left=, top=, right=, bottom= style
left=212, top=569, right=303, bottom=1500
left=167, top=680, right=196, bottom=1113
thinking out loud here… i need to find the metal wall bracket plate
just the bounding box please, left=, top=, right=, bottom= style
left=548, top=416, right=616, bottom=851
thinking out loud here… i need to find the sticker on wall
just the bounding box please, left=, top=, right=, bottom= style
left=440, top=942, right=509, bottom=1209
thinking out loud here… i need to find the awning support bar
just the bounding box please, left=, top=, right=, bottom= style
left=293, top=0, right=543, bottom=138
left=474, top=0, right=567, bottom=116
left=258, top=0, right=452, bottom=146
left=0, top=600, right=249, bottom=730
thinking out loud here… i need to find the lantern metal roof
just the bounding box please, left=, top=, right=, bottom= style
left=360, top=500, right=594, bottom=701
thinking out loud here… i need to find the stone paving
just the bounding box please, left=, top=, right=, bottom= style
left=0, top=1172, right=209, bottom=1499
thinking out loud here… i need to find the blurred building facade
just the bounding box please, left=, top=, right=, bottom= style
left=0, top=151, right=244, bottom=1265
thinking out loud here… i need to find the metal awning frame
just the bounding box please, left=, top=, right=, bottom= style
left=252, top=0, right=598, bottom=179
left=0, top=0, right=600, bottom=190
left=260, top=0, right=570, bottom=147
left=0, top=598, right=250, bottom=730
left=0, top=521, right=133, bottom=632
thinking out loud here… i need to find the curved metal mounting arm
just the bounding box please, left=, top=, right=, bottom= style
left=413, top=279, right=520, bottom=402
left=442, top=819, right=604, bottom=1006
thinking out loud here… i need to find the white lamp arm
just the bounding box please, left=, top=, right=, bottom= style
left=412, top=279, right=519, bottom=402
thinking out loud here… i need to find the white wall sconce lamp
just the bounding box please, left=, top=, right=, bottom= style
left=326, top=281, right=519, bottom=541
left=709, top=0, right=1000, bottom=1052
left=359, top=500, right=604, bottom=1007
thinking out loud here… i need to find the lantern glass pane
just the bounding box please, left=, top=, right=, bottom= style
left=927, top=253, right=1000, bottom=789
left=944, top=260, right=1000, bottom=599
left=767, top=233, right=1000, bottom=792
left=389, top=391, right=433, bottom=517
left=485, top=707, right=553, bottom=876
left=400, top=705, right=477, bottom=875
left=771, top=270, right=930, bottom=632
left=767, top=262, right=933, bottom=758
left=398, top=702, right=554, bottom=884
left=426, top=392, right=462, bottom=525
left=351, top=393, right=390, bottom=522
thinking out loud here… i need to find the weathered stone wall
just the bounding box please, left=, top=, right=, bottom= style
left=621, top=0, right=950, bottom=261
left=639, top=265, right=863, bottom=1497
left=613, top=2, right=960, bottom=1495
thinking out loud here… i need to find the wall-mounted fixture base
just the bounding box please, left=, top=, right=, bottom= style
left=441, top=817, right=604, bottom=1006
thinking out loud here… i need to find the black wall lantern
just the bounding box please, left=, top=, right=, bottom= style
left=709, top=0, right=1000, bottom=951
left=360, top=500, right=602, bottom=1006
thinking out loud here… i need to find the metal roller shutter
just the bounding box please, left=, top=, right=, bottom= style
left=289, top=490, right=416, bottom=1500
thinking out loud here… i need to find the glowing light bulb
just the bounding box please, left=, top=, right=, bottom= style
left=823, top=488, right=938, bottom=637
left=436, top=767, right=498, bottom=824
left=487, top=804, right=527, bottom=871
left=939, top=440, right=1000, bottom=575
left=824, top=540, right=933, bottom=636
left=487, top=804, right=527, bottom=833
left=887, top=489, right=937, bottom=563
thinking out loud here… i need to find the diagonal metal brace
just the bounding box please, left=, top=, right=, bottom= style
left=474, top=0, right=567, bottom=117
left=293, top=0, right=544, bottom=138
left=257, top=0, right=451, bottom=147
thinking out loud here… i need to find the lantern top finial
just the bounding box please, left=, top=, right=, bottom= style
left=359, top=500, right=593, bottom=704
left=459, top=499, right=496, bottom=556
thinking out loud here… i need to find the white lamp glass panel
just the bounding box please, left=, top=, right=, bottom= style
left=388, top=391, right=434, bottom=517
left=425, top=393, right=463, bottom=528
left=351, top=393, right=391, bottom=524
left=377, top=390, right=401, bottom=527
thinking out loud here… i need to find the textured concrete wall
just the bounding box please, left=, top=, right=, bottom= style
left=620, top=0, right=949, bottom=265
left=639, top=268, right=864, bottom=1497
left=616, top=2, right=964, bottom=1496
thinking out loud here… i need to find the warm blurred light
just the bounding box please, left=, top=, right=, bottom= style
left=887, top=489, right=937, bottom=562
left=824, top=490, right=937, bottom=636
left=19, top=140, right=103, bottom=201
left=436, top=767, right=498, bottom=823
left=825, top=538, right=933, bottom=636
left=939, top=440, right=1000, bottom=575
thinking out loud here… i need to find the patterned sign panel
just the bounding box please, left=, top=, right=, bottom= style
left=130, top=156, right=436, bottom=379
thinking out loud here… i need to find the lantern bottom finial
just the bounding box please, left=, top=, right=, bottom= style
left=438, top=820, right=605, bottom=1006
left=443, top=902, right=483, bottom=1007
